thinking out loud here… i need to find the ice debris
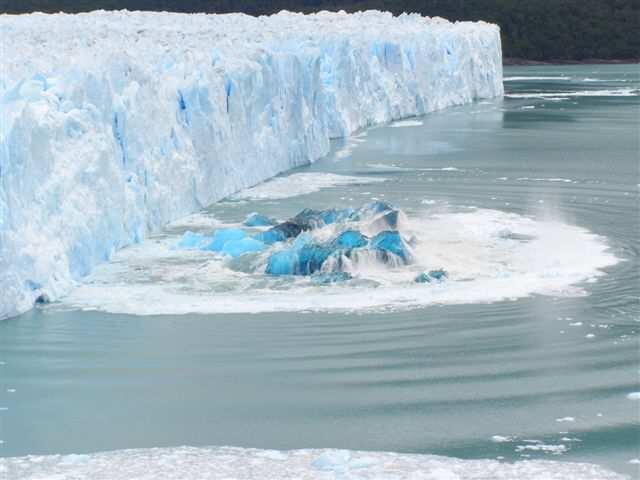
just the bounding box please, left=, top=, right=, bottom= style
left=243, top=213, right=277, bottom=227
left=176, top=203, right=434, bottom=277
left=415, top=269, right=448, bottom=283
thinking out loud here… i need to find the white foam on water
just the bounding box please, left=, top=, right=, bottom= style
left=515, top=444, right=568, bottom=455
left=0, top=446, right=627, bottom=480
left=556, top=417, right=576, bottom=423
left=367, top=163, right=463, bottom=172
left=517, top=177, right=575, bottom=183
left=505, top=88, right=639, bottom=99
left=230, top=173, right=386, bottom=201
left=491, top=435, right=514, bottom=443
left=56, top=207, right=620, bottom=316
left=504, top=76, right=572, bottom=81
left=626, top=392, right=640, bottom=400
left=582, top=78, right=632, bottom=83
left=389, top=119, right=424, bottom=127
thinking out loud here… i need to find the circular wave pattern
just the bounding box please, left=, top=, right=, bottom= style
left=57, top=203, right=618, bottom=316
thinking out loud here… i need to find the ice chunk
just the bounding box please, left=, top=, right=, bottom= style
left=415, top=269, right=448, bottom=283
left=292, top=208, right=355, bottom=230
left=243, top=213, right=276, bottom=227
left=369, top=231, right=409, bottom=262
left=254, top=222, right=303, bottom=245
left=360, top=200, right=395, bottom=215
left=220, top=238, right=265, bottom=258
left=176, top=231, right=212, bottom=249
left=203, top=229, right=246, bottom=252
left=331, top=230, right=368, bottom=249
left=266, top=244, right=333, bottom=276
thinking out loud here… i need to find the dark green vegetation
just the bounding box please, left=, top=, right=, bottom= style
left=1, top=0, right=639, bottom=61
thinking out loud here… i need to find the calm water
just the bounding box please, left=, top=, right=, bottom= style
left=1, top=64, right=639, bottom=477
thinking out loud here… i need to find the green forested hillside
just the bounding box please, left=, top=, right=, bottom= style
left=1, top=0, right=638, bottom=61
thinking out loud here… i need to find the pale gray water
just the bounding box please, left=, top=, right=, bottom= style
left=1, top=64, right=639, bottom=477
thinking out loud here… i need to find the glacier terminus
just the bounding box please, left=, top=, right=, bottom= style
left=0, top=10, right=503, bottom=319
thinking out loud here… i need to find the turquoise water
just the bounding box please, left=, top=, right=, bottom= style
left=1, top=64, right=639, bottom=477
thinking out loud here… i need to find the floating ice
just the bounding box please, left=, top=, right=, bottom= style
left=175, top=231, right=211, bottom=250
left=220, top=237, right=265, bottom=258
left=515, top=444, right=568, bottom=455
left=0, top=10, right=503, bottom=320
left=0, top=446, right=626, bottom=480
left=254, top=222, right=304, bottom=245
left=416, top=269, right=448, bottom=283
left=231, top=173, right=387, bottom=201
left=266, top=243, right=333, bottom=276
left=261, top=203, right=413, bottom=276
left=331, top=230, right=368, bottom=249
left=491, top=435, right=514, bottom=443
left=243, top=213, right=277, bottom=227
left=369, top=231, right=410, bottom=263
left=204, top=229, right=246, bottom=252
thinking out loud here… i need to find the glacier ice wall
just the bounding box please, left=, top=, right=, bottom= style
left=0, top=10, right=503, bottom=319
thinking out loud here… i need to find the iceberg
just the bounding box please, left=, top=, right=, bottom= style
left=0, top=10, right=503, bottom=319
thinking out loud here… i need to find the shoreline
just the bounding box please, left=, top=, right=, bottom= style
left=503, top=57, right=639, bottom=66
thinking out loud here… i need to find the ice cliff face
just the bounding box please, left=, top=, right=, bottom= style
left=0, top=10, right=503, bottom=319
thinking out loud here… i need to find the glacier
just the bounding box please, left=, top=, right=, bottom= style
left=0, top=10, right=503, bottom=320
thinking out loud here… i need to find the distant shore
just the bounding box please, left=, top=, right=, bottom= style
left=503, top=58, right=639, bottom=66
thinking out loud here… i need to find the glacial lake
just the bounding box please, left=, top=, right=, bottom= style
left=1, top=64, right=638, bottom=477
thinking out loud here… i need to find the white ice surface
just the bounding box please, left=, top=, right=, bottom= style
left=505, top=88, right=638, bottom=98
left=0, top=10, right=503, bottom=320
left=389, top=119, right=424, bottom=127
left=231, top=173, right=386, bottom=201
left=503, top=76, right=572, bottom=81
left=0, top=446, right=627, bottom=480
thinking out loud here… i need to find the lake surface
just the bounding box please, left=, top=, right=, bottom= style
left=1, top=64, right=639, bottom=477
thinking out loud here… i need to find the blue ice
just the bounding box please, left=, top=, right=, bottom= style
left=221, top=237, right=265, bottom=257
left=369, top=231, right=408, bottom=262
left=176, top=231, right=212, bottom=249
left=203, top=228, right=246, bottom=252
left=243, top=212, right=276, bottom=227
left=415, top=269, right=448, bottom=283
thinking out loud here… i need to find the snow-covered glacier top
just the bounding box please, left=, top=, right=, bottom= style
left=0, top=10, right=503, bottom=320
